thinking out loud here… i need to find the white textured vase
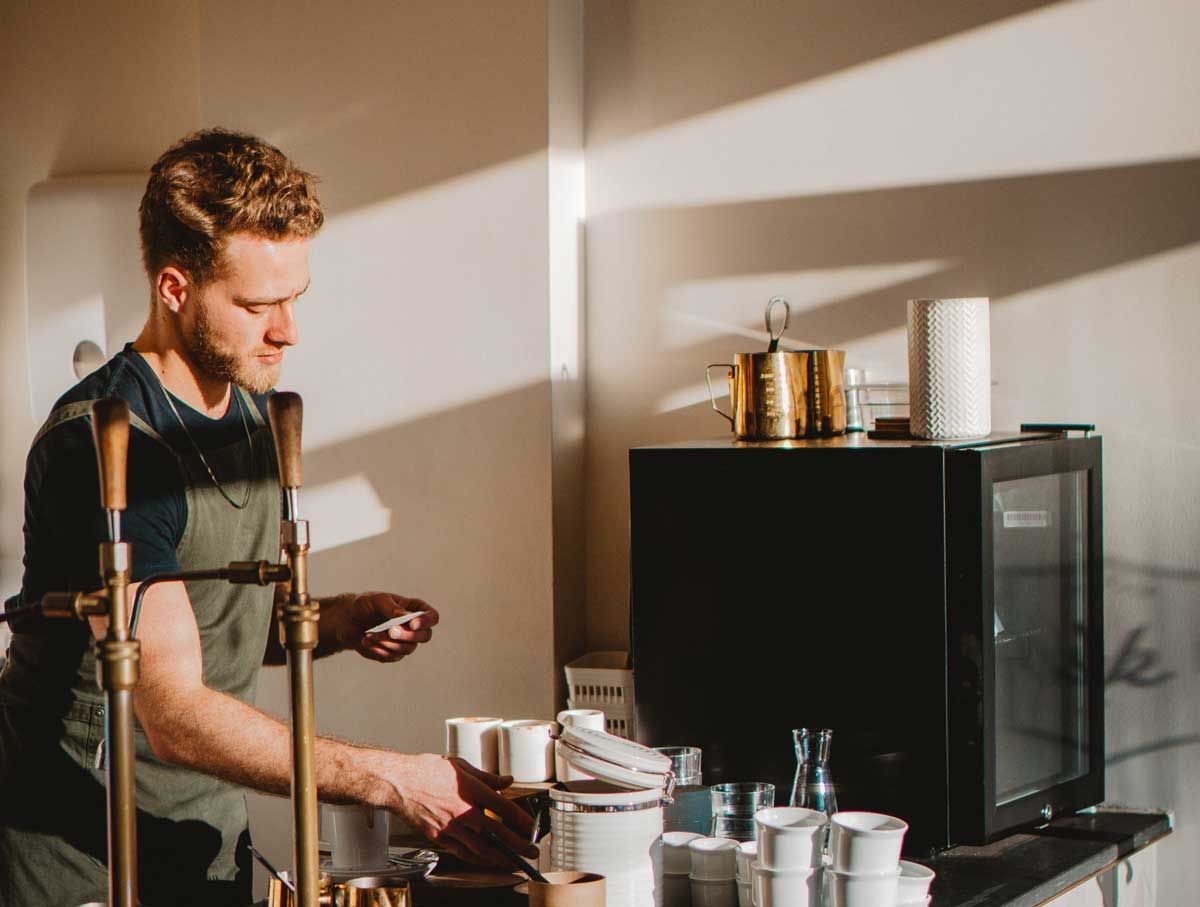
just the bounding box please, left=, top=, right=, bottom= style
left=907, top=297, right=991, bottom=440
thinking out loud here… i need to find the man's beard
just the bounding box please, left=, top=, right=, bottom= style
left=186, top=301, right=280, bottom=395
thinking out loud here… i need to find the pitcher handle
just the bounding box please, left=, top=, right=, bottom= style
left=705, top=363, right=735, bottom=428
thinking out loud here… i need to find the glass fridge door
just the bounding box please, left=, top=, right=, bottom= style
left=991, top=470, right=1089, bottom=806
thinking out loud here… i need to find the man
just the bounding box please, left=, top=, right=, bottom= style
left=0, top=129, right=535, bottom=906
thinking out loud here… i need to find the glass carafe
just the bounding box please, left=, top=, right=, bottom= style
left=790, top=728, right=838, bottom=817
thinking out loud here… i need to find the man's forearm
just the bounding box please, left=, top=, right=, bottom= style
left=141, top=683, right=396, bottom=806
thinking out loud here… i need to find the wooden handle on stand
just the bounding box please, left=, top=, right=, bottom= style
left=91, top=398, right=130, bottom=511
left=268, top=392, right=304, bottom=488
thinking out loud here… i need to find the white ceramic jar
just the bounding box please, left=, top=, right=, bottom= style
left=550, top=781, right=664, bottom=907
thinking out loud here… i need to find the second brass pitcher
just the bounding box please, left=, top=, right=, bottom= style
left=707, top=351, right=809, bottom=440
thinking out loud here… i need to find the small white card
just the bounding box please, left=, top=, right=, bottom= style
left=365, top=610, right=429, bottom=635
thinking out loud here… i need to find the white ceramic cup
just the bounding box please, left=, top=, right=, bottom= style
left=736, top=878, right=752, bottom=907
left=555, top=709, right=606, bottom=781
left=751, top=862, right=820, bottom=907
left=755, top=806, right=827, bottom=870
left=688, top=837, right=739, bottom=881
left=825, top=866, right=901, bottom=907
left=735, top=839, right=757, bottom=882
left=663, top=831, right=705, bottom=875
left=897, top=859, right=936, bottom=903
left=829, top=811, right=908, bottom=874
left=662, top=872, right=692, bottom=907
left=690, top=877, right=738, bottom=907
left=329, top=803, right=390, bottom=869
left=445, top=716, right=503, bottom=772
left=499, top=719, right=556, bottom=782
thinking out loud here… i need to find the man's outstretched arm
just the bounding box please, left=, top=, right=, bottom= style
left=126, top=580, right=531, bottom=866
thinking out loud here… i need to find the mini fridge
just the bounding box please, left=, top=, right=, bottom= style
left=629, top=429, right=1103, bottom=855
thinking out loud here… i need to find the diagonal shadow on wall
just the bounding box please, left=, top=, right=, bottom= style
left=587, top=156, right=1200, bottom=421
left=586, top=0, right=1069, bottom=145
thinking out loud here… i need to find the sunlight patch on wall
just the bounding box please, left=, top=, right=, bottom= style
left=280, top=152, right=551, bottom=453
left=660, top=260, right=950, bottom=349
left=653, top=260, right=949, bottom=415
left=302, top=474, right=392, bottom=554
left=588, top=0, right=1200, bottom=217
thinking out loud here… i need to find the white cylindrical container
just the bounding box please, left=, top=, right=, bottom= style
left=829, top=812, right=907, bottom=875
left=444, top=716, right=503, bottom=773
left=687, top=838, right=738, bottom=881
left=499, top=719, right=556, bottom=783
left=663, top=832, right=704, bottom=876
left=734, top=841, right=756, bottom=884
left=550, top=781, right=665, bottom=907
left=751, top=863, right=820, bottom=907
left=736, top=878, right=752, bottom=907
left=906, top=297, right=991, bottom=440
left=897, top=860, right=935, bottom=903
left=754, top=807, right=826, bottom=870
left=824, top=867, right=900, bottom=907
left=690, top=877, right=736, bottom=907
left=662, top=872, right=691, bottom=907
left=557, top=709, right=607, bottom=781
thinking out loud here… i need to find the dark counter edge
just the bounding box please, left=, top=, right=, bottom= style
left=925, top=808, right=1172, bottom=907
left=248, top=809, right=1170, bottom=907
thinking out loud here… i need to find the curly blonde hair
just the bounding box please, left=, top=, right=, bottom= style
left=139, top=128, right=324, bottom=286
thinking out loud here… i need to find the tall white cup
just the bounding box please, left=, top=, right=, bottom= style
left=555, top=709, right=606, bottom=782
left=330, top=804, right=390, bottom=869
left=499, top=719, right=556, bottom=782
left=445, top=716, right=503, bottom=772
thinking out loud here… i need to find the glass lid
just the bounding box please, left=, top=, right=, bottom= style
left=558, top=726, right=674, bottom=791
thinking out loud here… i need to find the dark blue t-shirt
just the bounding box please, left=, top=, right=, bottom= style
left=18, top=343, right=271, bottom=607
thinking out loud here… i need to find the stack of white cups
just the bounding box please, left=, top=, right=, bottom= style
left=734, top=841, right=756, bottom=907
left=750, top=807, right=826, bottom=907
left=688, top=837, right=739, bottom=907
left=896, top=861, right=936, bottom=906
left=826, top=812, right=911, bottom=907
left=662, top=831, right=703, bottom=907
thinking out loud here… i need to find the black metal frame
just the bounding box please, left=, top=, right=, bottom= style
left=947, top=436, right=1104, bottom=843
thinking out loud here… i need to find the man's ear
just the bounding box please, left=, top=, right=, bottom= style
left=154, top=266, right=192, bottom=314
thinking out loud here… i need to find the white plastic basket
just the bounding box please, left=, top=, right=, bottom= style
left=564, top=651, right=636, bottom=739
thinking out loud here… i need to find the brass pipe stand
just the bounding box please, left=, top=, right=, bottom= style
left=279, top=519, right=320, bottom=906
left=270, top=391, right=321, bottom=907
left=97, top=540, right=139, bottom=907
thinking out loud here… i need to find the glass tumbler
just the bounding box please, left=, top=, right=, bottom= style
left=709, top=782, right=775, bottom=841
left=656, top=746, right=707, bottom=834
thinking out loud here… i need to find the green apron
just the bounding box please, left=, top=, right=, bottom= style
left=0, top=387, right=279, bottom=907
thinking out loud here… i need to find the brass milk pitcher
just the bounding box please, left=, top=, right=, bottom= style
left=802, top=349, right=848, bottom=437
left=706, top=351, right=810, bottom=440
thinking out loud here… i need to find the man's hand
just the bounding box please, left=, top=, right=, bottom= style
left=379, top=753, right=538, bottom=867
left=327, top=592, right=439, bottom=662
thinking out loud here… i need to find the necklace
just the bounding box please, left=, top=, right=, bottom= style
left=158, top=380, right=255, bottom=510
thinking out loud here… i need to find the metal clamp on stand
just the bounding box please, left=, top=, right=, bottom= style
left=269, top=391, right=322, bottom=907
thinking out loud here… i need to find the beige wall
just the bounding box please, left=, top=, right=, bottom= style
left=1, top=0, right=577, bottom=887
left=6, top=0, right=1199, bottom=899
left=584, top=0, right=1200, bottom=900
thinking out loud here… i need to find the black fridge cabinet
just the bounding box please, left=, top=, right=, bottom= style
left=629, top=431, right=1104, bottom=855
